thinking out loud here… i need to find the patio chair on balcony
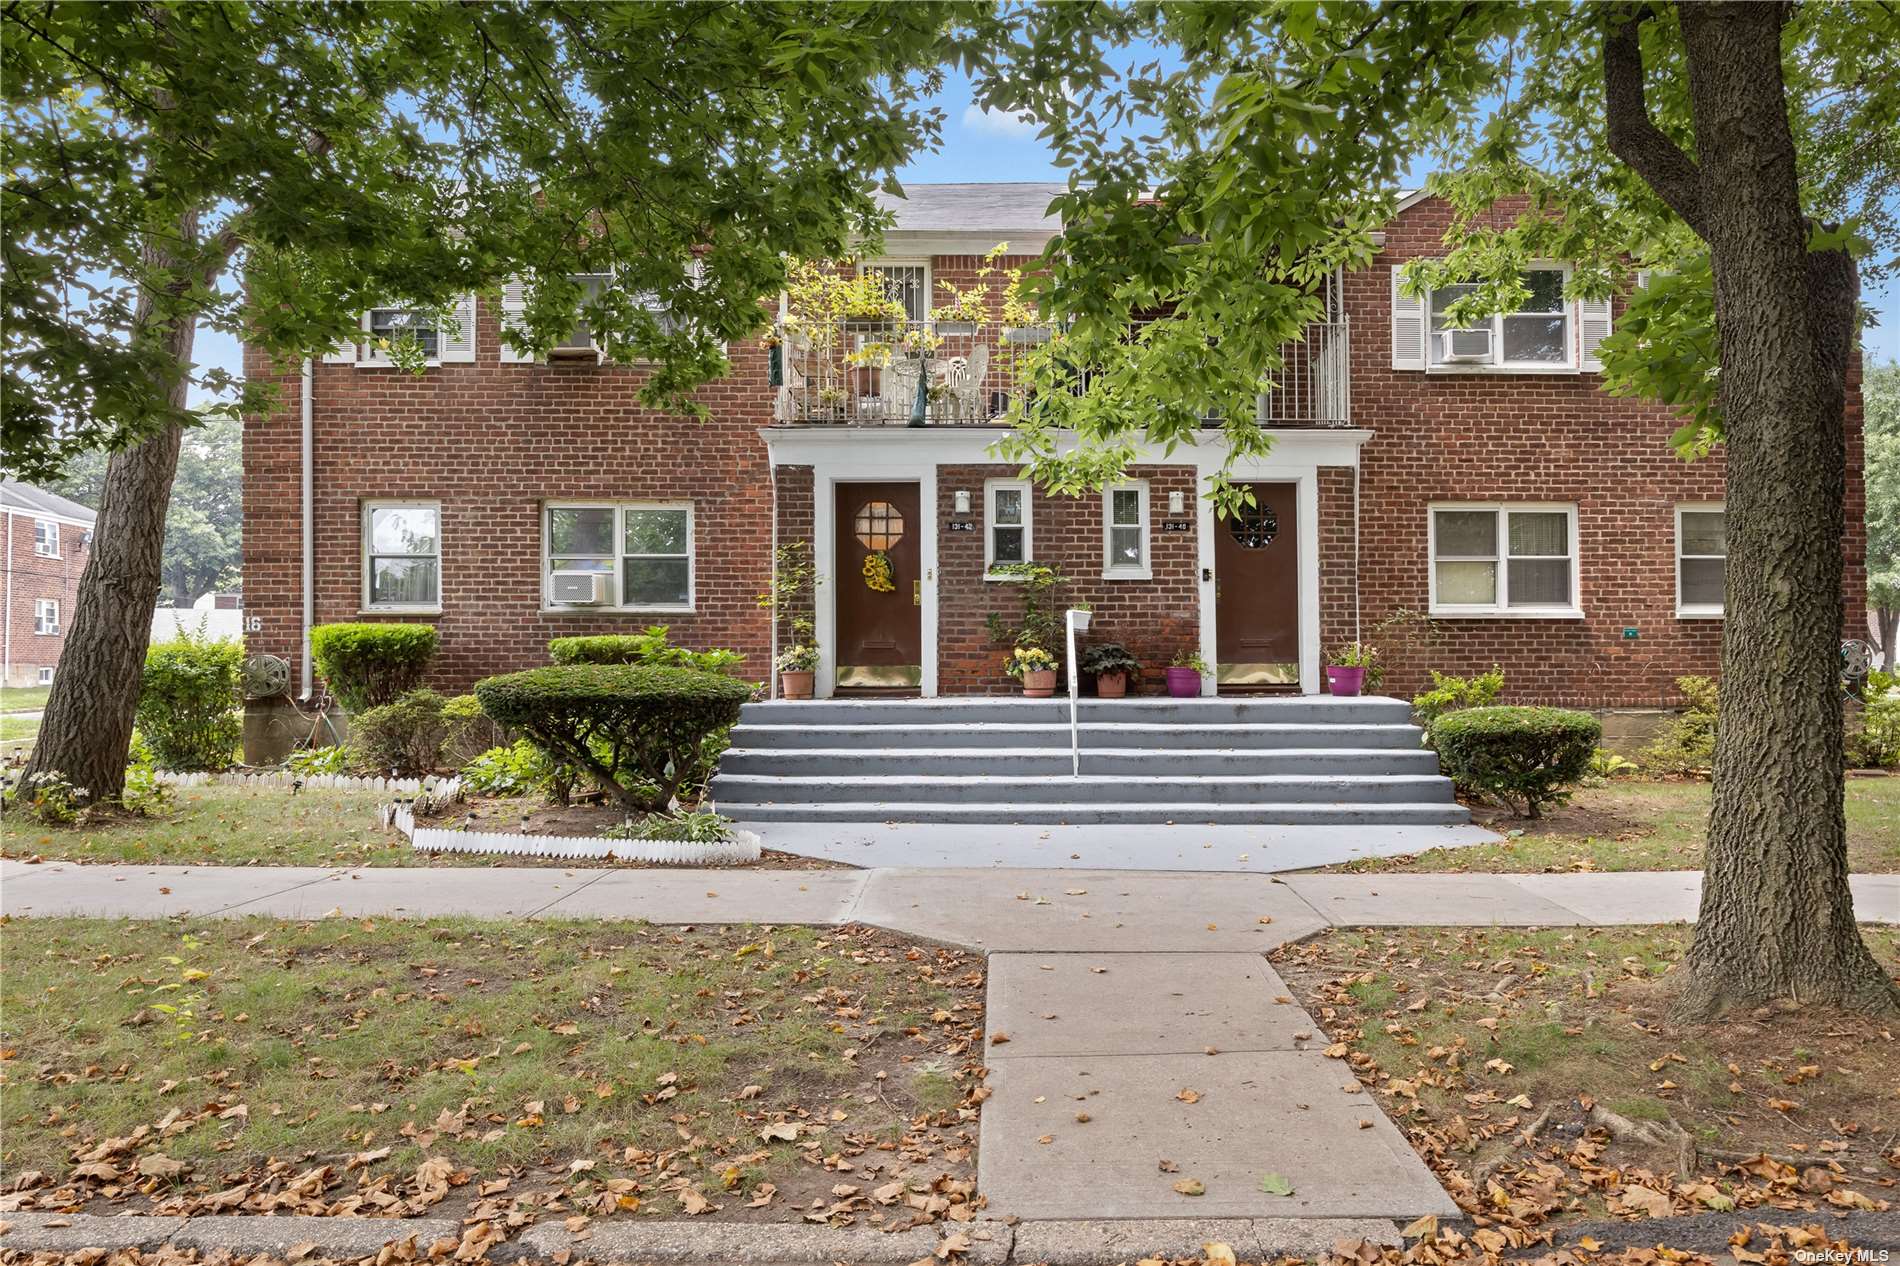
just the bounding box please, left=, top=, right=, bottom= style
left=880, top=354, right=925, bottom=425
left=942, top=342, right=990, bottom=423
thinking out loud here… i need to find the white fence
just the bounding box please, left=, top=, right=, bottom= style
left=157, top=770, right=462, bottom=796
left=380, top=800, right=763, bottom=865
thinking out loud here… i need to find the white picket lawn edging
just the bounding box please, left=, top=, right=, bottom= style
left=157, top=770, right=462, bottom=796
left=380, top=801, right=762, bottom=865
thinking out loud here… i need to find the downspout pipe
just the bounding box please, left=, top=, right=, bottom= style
left=300, top=357, right=315, bottom=700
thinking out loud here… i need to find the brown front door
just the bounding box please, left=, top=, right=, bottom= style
left=1214, top=481, right=1300, bottom=688
left=835, top=481, right=923, bottom=690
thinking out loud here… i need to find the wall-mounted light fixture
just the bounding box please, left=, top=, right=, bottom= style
left=953, top=490, right=971, bottom=514
left=1168, top=490, right=1185, bottom=515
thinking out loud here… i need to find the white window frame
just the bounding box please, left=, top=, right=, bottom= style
left=359, top=307, right=444, bottom=366
left=1427, top=263, right=1576, bottom=373
left=1427, top=502, right=1582, bottom=618
left=361, top=500, right=443, bottom=614
left=37, top=666, right=54, bottom=686
left=542, top=501, right=696, bottom=614
left=1675, top=502, right=1726, bottom=619
left=858, top=259, right=932, bottom=324
left=984, top=479, right=1032, bottom=579
left=32, top=519, right=58, bottom=558
left=1102, top=480, right=1151, bottom=580
left=33, top=598, right=59, bottom=635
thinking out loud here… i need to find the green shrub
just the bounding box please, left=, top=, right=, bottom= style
left=309, top=622, right=439, bottom=712
left=1433, top=705, right=1601, bottom=820
left=440, top=692, right=502, bottom=764
left=1847, top=695, right=1900, bottom=769
left=288, top=744, right=349, bottom=776
left=1080, top=642, right=1142, bottom=678
left=1411, top=666, right=1504, bottom=741
left=606, top=808, right=736, bottom=843
left=1641, top=675, right=1719, bottom=774
left=548, top=625, right=744, bottom=676
left=349, top=689, right=452, bottom=776
left=474, top=664, right=751, bottom=811
left=460, top=739, right=562, bottom=797
left=137, top=629, right=243, bottom=772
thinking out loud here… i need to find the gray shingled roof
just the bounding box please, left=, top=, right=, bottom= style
left=0, top=480, right=97, bottom=524
left=875, top=182, right=1068, bottom=234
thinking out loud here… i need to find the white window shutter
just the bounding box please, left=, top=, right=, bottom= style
left=439, top=292, right=477, bottom=363
left=498, top=279, right=535, bottom=364
left=1578, top=295, right=1613, bottom=371
left=1390, top=266, right=1426, bottom=370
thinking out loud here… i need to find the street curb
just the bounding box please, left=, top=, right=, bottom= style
left=1007, top=1216, right=1403, bottom=1264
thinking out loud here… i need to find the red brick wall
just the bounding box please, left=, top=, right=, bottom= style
left=771, top=465, right=815, bottom=650
left=242, top=301, right=776, bottom=697
left=935, top=464, right=1199, bottom=695
left=1345, top=196, right=1868, bottom=708
left=1317, top=466, right=1358, bottom=663
left=3, top=509, right=90, bottom=688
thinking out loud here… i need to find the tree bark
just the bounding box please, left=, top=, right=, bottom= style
left=1606, top=2, right=1898, bottom=1017
left=21, top=213, right=209, bottom=806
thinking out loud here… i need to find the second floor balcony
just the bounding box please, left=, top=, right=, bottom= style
left=769, top=316, right=1350, bottom=429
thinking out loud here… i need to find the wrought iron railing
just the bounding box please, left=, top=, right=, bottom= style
left=771, top=316, right=1350, bottom=427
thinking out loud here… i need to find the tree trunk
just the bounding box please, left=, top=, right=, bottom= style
left=21, top=218, right=203, bottom=806
left=1667, top=3, right=1898, bottom=1017
left=1876, top=605, right=1898, bottom=673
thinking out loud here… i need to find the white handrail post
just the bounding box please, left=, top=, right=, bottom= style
left=1066, top=607, right=1091, bottom=778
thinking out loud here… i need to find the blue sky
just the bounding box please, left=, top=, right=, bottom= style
left=188, top=72, right=1898, bottom=397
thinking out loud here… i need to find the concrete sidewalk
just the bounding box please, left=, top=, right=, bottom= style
left=2, top=859, right=1893, bottom=932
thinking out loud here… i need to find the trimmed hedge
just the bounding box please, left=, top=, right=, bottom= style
left=474, top=664, right=751, bottom=811
left=310, top=623, right=438, bottom=712
left=548, top=625, right=744, bottom=676
left=137, top=630, right=243, bottom=772
left=1432, top=705, right=1601, bottom=820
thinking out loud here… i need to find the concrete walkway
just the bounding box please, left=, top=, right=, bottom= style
left=4, top=858, right=1895, bottom=1234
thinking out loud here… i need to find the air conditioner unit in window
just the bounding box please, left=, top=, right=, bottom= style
left=547, top=320, right=599, bottom=359
left=550, top=571, right=609, bottom=605
left=1436, top=327, right=1492, bottom=362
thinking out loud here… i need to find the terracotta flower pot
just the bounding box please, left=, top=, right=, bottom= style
left=780, top=670, right=814, bottom=700
left=1022, top=668, right=1057, bottom=698
left=1165, top=666, right=1202, bottom=698
left=1096, top=670, right=1128, bottom=699
left=1326, top=665, right=1366, bottom=697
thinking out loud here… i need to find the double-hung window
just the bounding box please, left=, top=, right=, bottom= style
left=1429, top=503, right=1580, bottom=616
left=363, top=308, right=440, bottom=361
left=1676, top=504, right=1726, bottom=617
left=33, top=598, right=58, bottom=635
left=33, top=519, right=58, bottom=557
left=985, top=480, right=1031, bottom=576
left=545, top=503, right=694, bottom=611
left=1428, top=267, right=1573, bottom=369
left=362, top=502, right=441, bottom=611
left=1103, top=482, right=1150, bottom=579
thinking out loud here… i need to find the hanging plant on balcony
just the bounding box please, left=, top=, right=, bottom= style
left=862, top=551, right=895, bottom=593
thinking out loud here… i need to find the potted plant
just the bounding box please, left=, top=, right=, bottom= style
left=1326, top=641, right=1378, bottom=697
left=1166, top=650, right=1207, bottom=698
left=1007, top=645, right=1059, bottom=698
left=1080, top=643, right=1142, bottom=698
left=774, top=640, right=819, bottom=699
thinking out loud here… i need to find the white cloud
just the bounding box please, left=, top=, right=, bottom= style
left=961, top=102, right=1040, bottom=139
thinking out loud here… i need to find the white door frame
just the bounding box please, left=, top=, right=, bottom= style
left=763, top=427, right=1370, bottom=698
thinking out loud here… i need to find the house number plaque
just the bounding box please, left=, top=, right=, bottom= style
left=947, top=520, right=977, bottom=532
left=1161, top=519, right=1194, bottom=533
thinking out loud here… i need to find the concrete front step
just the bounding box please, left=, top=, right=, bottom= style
left=711, top=772, right=1453, bottom=806
left=714, top=800, right=1472, bottom=825
left=740, top=695, right=1416, bottom=726
left=731, top=722, right=1426, bottom=751
left=717, top=746, right=1443, bottom=777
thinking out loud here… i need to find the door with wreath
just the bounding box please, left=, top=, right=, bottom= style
left=833, top=482, right=923, bottom=690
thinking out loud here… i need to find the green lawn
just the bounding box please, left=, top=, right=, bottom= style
left=1, top=785, right=412, bottom=866
left=0, top=712, right=40, bottom=755
left=0, top=684, right=51, bottom=712
left=0, top=918, right=983, bottom=1222
left=1327, top=776, right=1900, bottom=873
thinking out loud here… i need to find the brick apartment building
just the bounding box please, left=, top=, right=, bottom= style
left=239, top=184, right=1867, bottom=725
left=1, top=480, right=96, bottom=691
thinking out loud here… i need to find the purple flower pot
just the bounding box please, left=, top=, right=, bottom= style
left=1165, top=666, right=1202, bottom=698
left=1326, top=665, right=1366, bottom=697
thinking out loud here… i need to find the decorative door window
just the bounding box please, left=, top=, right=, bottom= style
left=854, top=501, right=905, bottom=550
left=1227, top=502, right=1278, bottom=548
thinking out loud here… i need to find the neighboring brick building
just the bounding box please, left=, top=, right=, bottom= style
left=1, top=480, right=95, bottom=691
left=240, top=183, right=1867, bottom=727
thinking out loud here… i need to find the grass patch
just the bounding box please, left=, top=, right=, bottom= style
left=0, top=684, right=50, bottom=713
left=1, top=711, right=41, bottom=754
left=0, top=917, right=984, bottom=1224
left=1325, top=777, right=1900, bottom=873
left=1, top=785, right=410, bottom=866
left=1273, top=925, right=1900, bottom=1229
